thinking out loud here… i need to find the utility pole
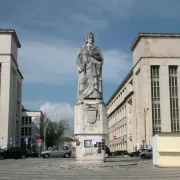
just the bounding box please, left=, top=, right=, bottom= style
left=144, top=108, right=149, bottom=148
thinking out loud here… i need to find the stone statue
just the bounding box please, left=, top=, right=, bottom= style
left=76, top=32, right=103, bottom=101
left=75, top=33, right=108, bottom=162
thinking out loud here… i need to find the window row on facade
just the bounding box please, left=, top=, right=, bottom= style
left=21, top=127, right=32, bottom=136
left=109, top=124, right=127, bottom=141
left=22, top=116, right=32, bottom=125
left=108, top=106, right=127, bottom=128
left=107, top=87, right=127, bottom=113
left=109, top=142, right=127, bottom=151
left=151, top=65, right=180, bottom=133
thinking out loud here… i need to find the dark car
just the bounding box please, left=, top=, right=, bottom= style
left=0, top=147, right=27, bottom=160
left=27, top=148, right=39, bottom=157
left=140, top=149, right=153, bottom=159
left=105, top=145, right=111, bottom=158
left=129, top=149, right=146, bottom=157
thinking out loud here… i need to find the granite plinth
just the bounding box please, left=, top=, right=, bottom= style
left=74, top=99, right=108, bottom=162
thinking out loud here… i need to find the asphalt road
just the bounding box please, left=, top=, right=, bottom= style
left=0, top=156, right=180, bottom=180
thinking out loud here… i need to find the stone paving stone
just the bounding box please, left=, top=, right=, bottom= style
left=0, top=157, right=180, bottom=180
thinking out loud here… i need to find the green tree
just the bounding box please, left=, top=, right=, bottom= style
left=39, top=113, right=69, bottom=148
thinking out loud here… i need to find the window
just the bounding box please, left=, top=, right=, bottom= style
left=22, top=116, right=25, bottom=124
left=22, top=116, right=32, bottom=125
left=29, top=116, right=32, bottom=124
left=0, top=63, right=1, bottom=95
left=169, top=66, right=180, bottom=132
left=151, top=66, right=161, bottom=134
left=52, top=146, right=59, bottom=151
left=21, top=127, right=32, bottom=136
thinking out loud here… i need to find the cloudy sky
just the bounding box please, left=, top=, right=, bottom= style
left=1, top=0, right=180, bottom=136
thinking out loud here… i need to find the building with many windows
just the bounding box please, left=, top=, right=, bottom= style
left=20, top=107, right=44, bottom=148
left=0, top=29, right=23, bottom=148
left=107, top=33, right=180, bottom=153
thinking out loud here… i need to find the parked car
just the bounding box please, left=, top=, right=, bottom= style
left=105, top=145, right=111, bottom=158
left=129, top=149, right=146, bottom=157
left=41, top=145, right=71, bottom=158
left=0, top=147, right=27, bottom=160
left=139, top=149, right=153, bottom=159
left=27, top=148, right=39, bottom=157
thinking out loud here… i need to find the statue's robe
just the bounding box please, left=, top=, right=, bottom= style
left=76, top=44, right=103, bottom=100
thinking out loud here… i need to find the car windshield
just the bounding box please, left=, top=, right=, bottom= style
left=52, top=146, right=59, bottom=151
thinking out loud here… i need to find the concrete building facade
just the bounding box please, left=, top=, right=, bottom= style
left=21, top=108, right=44, bottom=148
left=107, top=33, right=180, bottom=153
left=0, top=29, right=23, bottom=148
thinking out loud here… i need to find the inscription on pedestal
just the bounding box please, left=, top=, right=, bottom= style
left=89, top=124, right=98, bottom=131
left=84, top=124, right=98, bottom=132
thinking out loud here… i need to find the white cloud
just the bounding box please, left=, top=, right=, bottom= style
left=103, top=50, right=132, bottom=84
left=19, top=40, right=131, bottom=85
left=0, top=0, right=135, bottom=37
left=85, top=0, right=134, bottom=17
left=70, top=13, right=108, bottom=30
left=19, top=41, right=78, bottom=84
left=40, top=102, right=74, bottom=137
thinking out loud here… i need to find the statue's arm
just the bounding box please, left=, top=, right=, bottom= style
left=91, top=47, right=103, bottom=63
left=76, top=47, right=84, bottom=72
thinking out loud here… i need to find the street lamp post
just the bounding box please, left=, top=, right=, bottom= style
left=43, top=113, right=58, bottom=150
left=144, top=108, right=149, bottom=148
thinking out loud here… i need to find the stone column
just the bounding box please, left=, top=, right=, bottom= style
left=160, top=66, right=171, bottom=132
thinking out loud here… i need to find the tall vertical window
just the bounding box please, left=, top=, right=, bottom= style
left=169, top=66, right=180, bottom=132
left=21, top=127, right=32, bottom=136
left=21, top=116, right=32, bottom=125
left=151, top=66, right=161, bottom=134
left=0, top=63, right=1, bottom=94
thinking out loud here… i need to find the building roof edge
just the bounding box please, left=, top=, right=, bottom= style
left=106, top=68, right=133, bottom=105
left=130, top=32, right=180, bottom=51
left=0, top=29, right=21, bottom=48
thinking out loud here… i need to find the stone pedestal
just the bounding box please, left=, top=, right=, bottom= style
left=74, top=99, right=108, bottom=162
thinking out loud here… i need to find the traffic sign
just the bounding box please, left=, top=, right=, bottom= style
left=37, top=139, right=42, bottom=143
left=113, top=136, right=117, bottom=140
left=9, top=138, right=13, bottom=145
left=37, top=139, right=42, bottom=146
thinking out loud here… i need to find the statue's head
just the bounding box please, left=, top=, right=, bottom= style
left=86, top=32, right=94, bottom=44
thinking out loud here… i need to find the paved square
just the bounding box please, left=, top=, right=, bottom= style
left=0, top=157, right=180, bottom=180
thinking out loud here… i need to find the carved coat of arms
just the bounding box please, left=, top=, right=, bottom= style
left=85, top=105, right=99, bottom=124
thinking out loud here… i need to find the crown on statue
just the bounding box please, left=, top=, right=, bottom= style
left=86, top=32, right=94, bottom=43
left=87, top=32, right=94, bottom=37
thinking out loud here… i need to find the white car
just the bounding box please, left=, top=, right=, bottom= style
left=41, top=145, right=71, bottom=158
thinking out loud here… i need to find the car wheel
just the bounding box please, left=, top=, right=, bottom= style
left=0, top=155, right=4, bottom=160
left=141, top=154, right=146, bottom=159
left=105, top=153, right=109, bottom=158
left=44, top=154, right=50, bottom=158
left=64, top=153, right=70, bottom=158
left=21, top=155, right=26, bottom=159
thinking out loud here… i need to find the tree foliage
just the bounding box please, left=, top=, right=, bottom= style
left=39, top=113, right=69, bottom=148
